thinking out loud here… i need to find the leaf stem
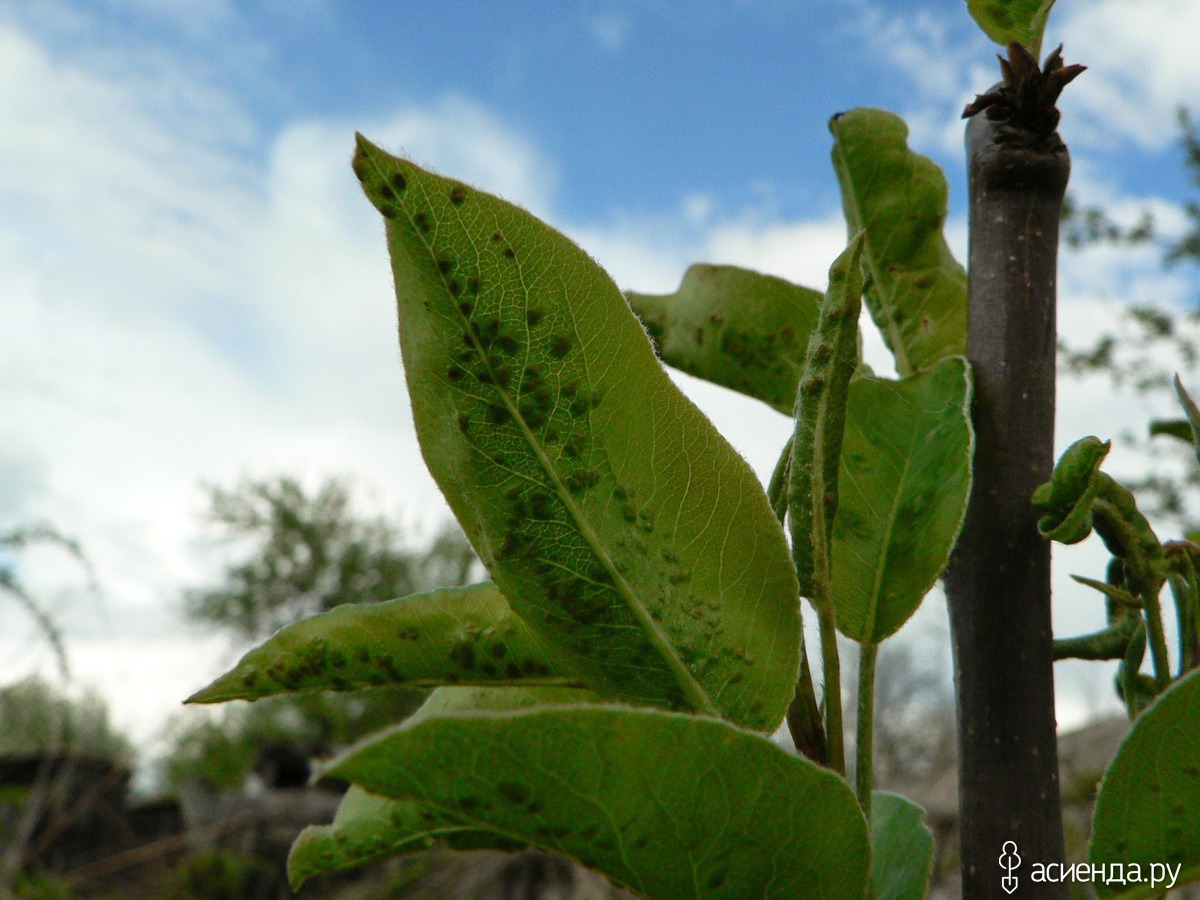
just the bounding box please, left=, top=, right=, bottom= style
left=768, top=437, right=793, bottom=525
left=1141, top=587, right=1172, bottom=692
left=855, top=642, right=877, bottom=817
left=817, top=604, right=845, bottom=775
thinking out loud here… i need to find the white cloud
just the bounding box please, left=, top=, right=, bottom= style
left=1058, top=0, right=1200, bottom=151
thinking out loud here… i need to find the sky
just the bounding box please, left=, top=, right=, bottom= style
left=3, top=0, right=1200, bottom=766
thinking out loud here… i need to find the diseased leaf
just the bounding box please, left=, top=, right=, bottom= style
left=626, top=265, right=822, bottom=414
left=289, top=686, right=594, bottom=889
left=323, top=705, right=871, bottom=899
left=832, top=358, right=973, bottom=643
left=288, top=786, right=508, bottom=891
left=1091, top=668, right=1200, bottom=898
left=871, top=792, right=934, bottom=900
left=352, top=136, right=800, bottom=731
left=186, top=583, right=572, bottom=704
left=966, top=0, right=1057, bottom=59
left=790, top=235, right=866, bottom=599
left=830, top=109, right=967, bottom=377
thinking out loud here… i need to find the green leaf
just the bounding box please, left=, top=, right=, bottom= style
left=1091, top=668, right=1200, bottom=898
left=186, top=583, right=572, bottom=704
left=790, top=234, right=866, bottom=599
left=832, top=357, right=973, bottom=644
left=1149, top=418, right=1192, bottom=443
left=626, top=265, right=823, bottom=414
left=288, top=786, right=506, bottom=891
left=353, top=136, right=800, bottom=731
left=1032, top=436, right=1110, bottom=544
left=871, top=792, right=934, bottom=900
left=829, top=109, right=967, bottom=377
left=288, top=686, right=593, bottom=889
left=324, top=704, right=871, bottom=899
left=965, top=0, right=1057, bottom=59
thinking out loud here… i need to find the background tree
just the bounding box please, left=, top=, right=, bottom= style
left=1, top=524, right=96, bottom=676
left=1060, top=108, right=1200, bottom=530
left=171, top=476, right=481, bottom=789
left=185, top=476, right=478, bottom=642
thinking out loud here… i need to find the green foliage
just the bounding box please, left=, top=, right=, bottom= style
left=829, top=109, right=967, bottom=377
left=626, top=264, right=823, bottom=414
left=353, top=135, right=801, bottom=731
left=1091, top=668, right=1200, bottom=898
left=0, top=676, right=132, bottom=765
left=832, top=358, right=973, bottom=643
left=870, top=792, right=934, bottom=900
left=310, top=704, right=870, bottom=898
left=965, top=0, right=1058, bottom=58
left=189, top=101, right=991, bottom=894
left=187, top=583, right=571, bottom=704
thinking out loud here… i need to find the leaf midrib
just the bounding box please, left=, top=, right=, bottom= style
left=369, top=150, right=718, bottom=717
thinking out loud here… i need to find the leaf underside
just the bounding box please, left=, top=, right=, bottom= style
left=320, top=703, right=871, bottom=899
left=289, top=686, right=591, bottom=889
left=832, top=357, right=974, bottom=644
left=353, top=135, right=800, bottom=731
left=966, top=0, right=1057, bottom=59
left=1090, top=668, right=1200, bottom=898
left=186, top=583, right=570, bottom=704
left=626, top=264, right=823, bottom=415
left=830, top=108, right=967, bottom=378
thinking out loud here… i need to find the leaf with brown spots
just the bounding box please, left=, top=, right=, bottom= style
left=353, top=135, right=800, bottom=731
left=185, top=583, right=572, bottom=703
left=311, top=702, right=870, bottom=898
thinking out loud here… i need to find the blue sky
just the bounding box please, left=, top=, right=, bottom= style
left=3, top=0, right=1200, bottom=754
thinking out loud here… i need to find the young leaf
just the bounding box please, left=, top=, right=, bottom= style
left=829, top=109, right=967, bottom=377
left=626, top=264, right=823, bottom=414
left=323, top=705, right=871, bottom=899
left=965, top=0, right=1057, bottom=59
left=1090, top=667, right=1200, bottom=897
left=353, top=137, right=800, bottom=732
left=185, top=583, right=571, bottom=704
left=1032, top=436, right=1110, bottom=544
left=871, top=792, right=934, bottom=900
left=790, top=234, right=866, bottom=598
left=832, top=357, right=973, bottom=644
left=835, top=355, right=974, bottom=643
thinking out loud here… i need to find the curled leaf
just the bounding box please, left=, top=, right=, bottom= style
left=790, top=234, right=866, bottom=599
left=627, top=265, right=823, bottom=414
left=1032, top=436, right=1110, bottom=543
left=829, top=109, right=966, bottom=377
